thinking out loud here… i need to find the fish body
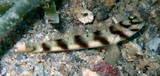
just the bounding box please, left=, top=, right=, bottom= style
left=16, top=15, right=144, bottom=53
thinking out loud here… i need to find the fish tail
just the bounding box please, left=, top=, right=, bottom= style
left=105, top=44, right=120, bottom=65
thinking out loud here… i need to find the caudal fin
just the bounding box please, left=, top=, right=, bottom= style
left=105, top=44, right=120, bottom=65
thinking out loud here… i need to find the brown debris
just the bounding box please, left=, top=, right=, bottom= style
left=149, top=10, right=157, bottom=19
left=137, top=56, right=160, bottom=75
left=100, top=0, right=117, bottom=8
left=121, top=42, right=143, bottom=61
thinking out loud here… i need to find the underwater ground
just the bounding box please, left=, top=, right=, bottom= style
left=0, top=0, right=160, bottom=76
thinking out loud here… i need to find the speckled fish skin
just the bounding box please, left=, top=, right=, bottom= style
left=17, top=15, right=144, bottom=53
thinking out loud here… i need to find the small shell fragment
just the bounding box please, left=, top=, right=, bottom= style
left=81, top=67, right=100, bottom=76
left=75, top=8, right=94, bottom=24
left=112, top=17, right=119, bottom=24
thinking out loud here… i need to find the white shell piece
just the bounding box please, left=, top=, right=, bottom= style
left=76, top=8, right=94, bottom=24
